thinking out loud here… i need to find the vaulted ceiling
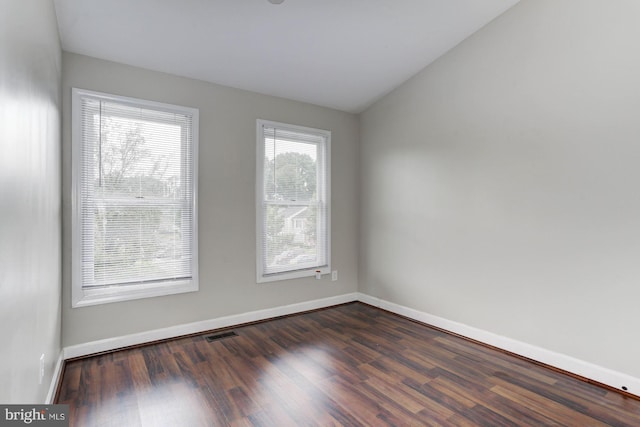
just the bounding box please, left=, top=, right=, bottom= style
left=54, top=0, right=519, bottom=113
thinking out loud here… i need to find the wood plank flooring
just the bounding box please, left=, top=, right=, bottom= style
left=56, top=302, right=640, bottom=426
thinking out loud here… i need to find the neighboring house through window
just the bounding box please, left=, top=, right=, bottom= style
left=72, top=88, right=199, bottom=306
left=256, top=119, right=330, bottom=282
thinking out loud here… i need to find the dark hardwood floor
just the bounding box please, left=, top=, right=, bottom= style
left=56, top=302, right=640, bottom=426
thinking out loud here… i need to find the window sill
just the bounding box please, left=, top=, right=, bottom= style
left=258, top=265, right=330, bottom=283
left=72, top=279, right=198, bottom=308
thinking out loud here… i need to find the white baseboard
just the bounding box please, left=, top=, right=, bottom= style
left=62, top=291, right=640, bottom=398
left=357, top=292, right=640, bottom=397
left=63, top=293, right=359, bottom=359
left=46, top=351, right=64, bottom=404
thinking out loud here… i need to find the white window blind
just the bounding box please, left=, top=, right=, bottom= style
left=72, top=89, right=198, bottom=306
left=256, top=120, right=330, bottom=282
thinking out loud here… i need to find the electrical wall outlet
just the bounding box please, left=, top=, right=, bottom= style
left=331, top=270, right=338, bottom=281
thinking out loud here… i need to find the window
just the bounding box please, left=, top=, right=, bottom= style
left=256, top=120, right=330, bottom=282
left=72, top=88, right=198, bottom=307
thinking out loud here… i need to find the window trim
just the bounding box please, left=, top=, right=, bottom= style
left=71, top=88, right=199, bottom=307
left=255, top=119, right=331, bottom=283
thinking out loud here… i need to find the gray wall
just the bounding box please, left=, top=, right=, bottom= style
left=61, top=52, right=360, bottom=346
left=360, top=0, right=640, bottom=378
left=0, top=0, right=62, bottom=403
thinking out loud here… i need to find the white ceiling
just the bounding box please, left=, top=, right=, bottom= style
left=53, top=0, right=519, bottom=113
